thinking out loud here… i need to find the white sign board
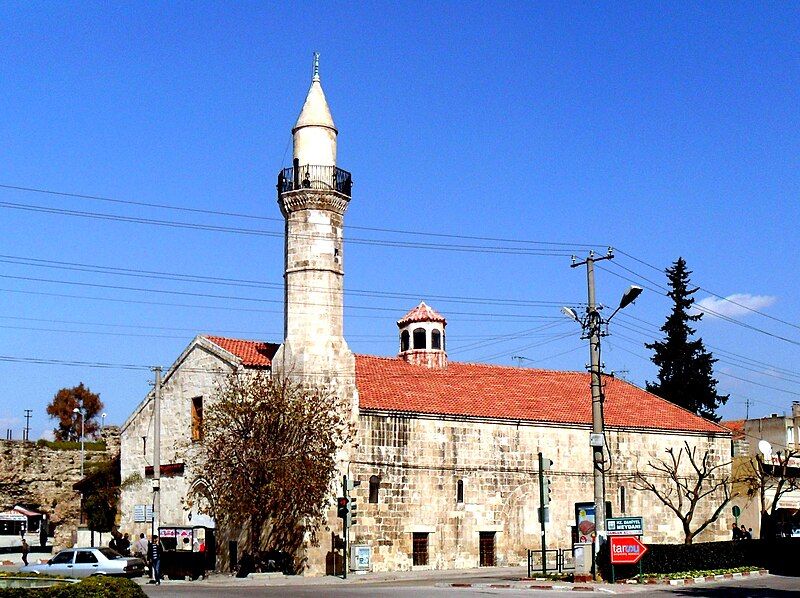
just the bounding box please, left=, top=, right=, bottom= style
left=606, top=516, right=644, bottom=536
left=350, top=544, right=372, bottom=571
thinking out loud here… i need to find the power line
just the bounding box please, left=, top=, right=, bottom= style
left=0, top=200, right=581, bottom=257
left=614, top=249, right=800, bottom=332
left=0, top=253, right=581, bottom=309
left=0, top=287, right=548, bottom=323
left=616, top=312, right=800, bottom=380
left=0, top=183, right=599, bottom=249
left=597, top=263, right=800, bottom=347
left=0, top=273, right=558, bottom=321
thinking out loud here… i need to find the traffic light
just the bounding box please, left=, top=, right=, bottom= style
left=350, top=497, right=358, bottom=526
left=538, top=453, right=554, bottom=514
left=542, top=475, right=552, bottom=507
left=337, top=496, right=349, bottom=520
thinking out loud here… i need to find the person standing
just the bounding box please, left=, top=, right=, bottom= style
left=39, top=517, right=47, bottom=548
left=21, top=539, right=29, bottom=566
left=732, top=522, right=742, bottom=540
left=119, top=533, right=131, bottom=556
left=149, top=535, right=163, bottom=585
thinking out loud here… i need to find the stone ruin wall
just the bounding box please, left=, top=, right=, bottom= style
left=0, top=428, right=120, bottom=551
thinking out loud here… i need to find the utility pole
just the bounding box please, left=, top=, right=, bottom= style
left=571, top=250, right=613, bottom=558
left=151, top=367, right=162, bottom=539
left=564, top=249, right=642, bottom=579
left=23, top=410, right=32, bottom=442
left=342, top=475, right=349, bottom=579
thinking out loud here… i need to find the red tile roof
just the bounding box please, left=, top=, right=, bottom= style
left=204, top=336, right=279, bottom=367
left=397, top=302, right=447, bottom=326
left=721, top=419, right=746, bottom=440
left=355, top=355, right=728, bottom=434
left=200, top=335, right=726, bottom=434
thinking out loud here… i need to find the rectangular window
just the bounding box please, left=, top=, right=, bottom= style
left=191, top=396, right=203, bottom=442
left=788, top=426, right=795, bottom=446
left=412, top=533, right=429, bottom=566
left=479, top=532, right=496, bottom=567
left=619, top=486, right=626, bottom=514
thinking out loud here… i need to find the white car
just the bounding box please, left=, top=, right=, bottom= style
left=20, top=547, right=146, bottom=578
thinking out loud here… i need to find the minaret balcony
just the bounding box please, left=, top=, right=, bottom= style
left=277, top=164, right=352, bottom=197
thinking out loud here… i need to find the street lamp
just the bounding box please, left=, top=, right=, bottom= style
left=101, top=413, right=107, bottom=433
left=565, top=252, right=642, bottom=571
left=72, top=407, right=85, bottom=478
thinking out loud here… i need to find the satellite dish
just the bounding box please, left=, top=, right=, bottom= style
left=758, top=440, right=772, bottom=458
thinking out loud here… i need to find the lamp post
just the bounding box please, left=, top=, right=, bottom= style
left=564, top=250, right=642, bottom=570
left=72, top=407, right=85, bottom=478
left=101, top=413, right=107, bottom=433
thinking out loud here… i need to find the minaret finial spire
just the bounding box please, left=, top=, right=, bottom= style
left=312, top=52, right=320, bottom=82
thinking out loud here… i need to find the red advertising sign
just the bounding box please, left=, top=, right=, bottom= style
left=609, top=535, right=648, bottom=565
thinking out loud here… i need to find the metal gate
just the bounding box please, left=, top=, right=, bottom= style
left=526, top=548, right=575, bottom=576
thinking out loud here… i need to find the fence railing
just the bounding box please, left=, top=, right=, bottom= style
left=527, top=548, right=575, bottom=576
left=277, top=164, right=352, bottom=197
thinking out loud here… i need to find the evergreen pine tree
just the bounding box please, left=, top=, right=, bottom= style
left=645, top=257, right=728, bottom=421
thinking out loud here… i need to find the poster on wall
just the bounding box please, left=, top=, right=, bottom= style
left=575, top=502, right=596, bottom=543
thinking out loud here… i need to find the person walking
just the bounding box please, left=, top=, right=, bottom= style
left=21, top=538, right=29, bottom=566
left=134, top=532, right=148, bottom=558
left=149, top=535, right=163, bottom=585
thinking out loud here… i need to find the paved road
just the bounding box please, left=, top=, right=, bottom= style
left=140, top=574, right=800, bottom=597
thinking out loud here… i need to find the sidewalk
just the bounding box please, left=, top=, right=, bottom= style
left=137, top=566, right=532, bottom=587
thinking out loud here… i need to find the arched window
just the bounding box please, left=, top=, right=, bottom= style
left=369, top=475, right=380, bottom=504
left=457, top=479, right=464, bottom=503
left=413, top=328, right=426, bottom=349
left=431, top=330, right=441, bottom=350
left=400, top=330, right=410, bottom=352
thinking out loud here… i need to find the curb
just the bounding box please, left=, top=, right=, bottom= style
left=659, top=569, right=767, bottom=587
left=444, top=569, right=769, bottom=591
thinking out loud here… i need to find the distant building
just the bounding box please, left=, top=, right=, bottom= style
left=120, top=60, right=732, bottom=574
left=725, top=403, right=800, bottom=538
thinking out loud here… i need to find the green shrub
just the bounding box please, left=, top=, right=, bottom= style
left=598, top=538, right=800, bottom=580
left=0, top=577, right=145, bottom=598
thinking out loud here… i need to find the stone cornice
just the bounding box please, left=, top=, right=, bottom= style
left=278, top=188, right=350, bottom=217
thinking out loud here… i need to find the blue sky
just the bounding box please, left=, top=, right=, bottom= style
left=0, top=2, right=798, bottom=439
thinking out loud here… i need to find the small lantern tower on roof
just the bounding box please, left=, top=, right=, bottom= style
left=397, top=302, right=447, bottom=369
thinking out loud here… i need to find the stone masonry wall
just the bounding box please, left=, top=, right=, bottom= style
left=119, top=340, right=235, bottom=542
left=350, top=413, right=731, bottom=572
left=0, top=428, right=119, bottom=551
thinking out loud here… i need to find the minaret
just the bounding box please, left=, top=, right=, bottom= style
left=273, top=54, right=355, bottom=382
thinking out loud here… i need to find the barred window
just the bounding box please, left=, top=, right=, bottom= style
left=412, top=533, right=429, bottom=566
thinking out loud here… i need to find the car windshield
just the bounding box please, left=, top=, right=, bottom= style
left=98, top=548, right=123, bottom=559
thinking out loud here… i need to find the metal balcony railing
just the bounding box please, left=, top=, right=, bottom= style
left=277, top=164, right=352, bottom=197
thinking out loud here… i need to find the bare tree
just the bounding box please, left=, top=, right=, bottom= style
left=738, top=450, right=800, bottom=539
left=634, top=441, right=732, bottom=544
left=198, top=371, right=352, bottom=568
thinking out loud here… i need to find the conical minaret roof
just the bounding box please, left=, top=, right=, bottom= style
left=293, top=54, right=337, bottom=134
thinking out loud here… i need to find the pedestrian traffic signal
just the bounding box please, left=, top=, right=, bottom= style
left=337, top=496, right=349, bottom=519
